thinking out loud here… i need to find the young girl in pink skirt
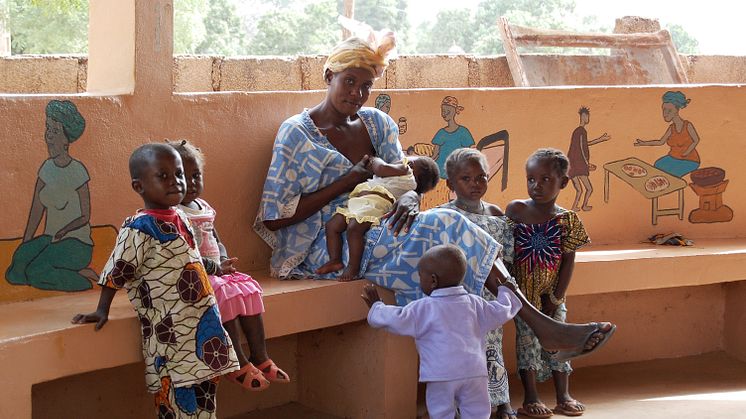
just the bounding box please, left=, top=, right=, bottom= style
left=172, top=140, right=289, bottom=391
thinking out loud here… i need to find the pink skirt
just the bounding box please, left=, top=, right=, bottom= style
left=208, top=271, right=264, bottom=322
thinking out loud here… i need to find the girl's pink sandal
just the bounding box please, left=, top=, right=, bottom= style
left=257, top=359, right=290, bottom=383
left=226, top=363, right=270, bottom=391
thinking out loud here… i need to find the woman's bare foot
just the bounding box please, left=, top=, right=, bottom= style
left=542, top=322, right=616, bottom=361
left=316, top=261, right=344, bottom=275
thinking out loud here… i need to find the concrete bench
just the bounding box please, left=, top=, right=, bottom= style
left=2, top=238, right=746, bottom=418
left=0, top=273, right=417, bottom=419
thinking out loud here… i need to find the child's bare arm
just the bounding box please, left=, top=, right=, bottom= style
left=212, top=227, right=237, bottom=275
left=543, top=251, right=576, bottom=316
left=71, top=286, right=117, bottom=331
left=368, top=157, right=409, bottom=178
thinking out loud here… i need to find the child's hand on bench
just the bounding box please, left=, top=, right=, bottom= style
left=361, top=284, right=382, bottom=308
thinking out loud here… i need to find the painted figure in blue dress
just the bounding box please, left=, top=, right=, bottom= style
left=254, top=30, right=615, bottom=363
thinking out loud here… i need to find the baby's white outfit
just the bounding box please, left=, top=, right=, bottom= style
left=367, top=285, right=522, bottom=419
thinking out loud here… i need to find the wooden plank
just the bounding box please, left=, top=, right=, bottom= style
left=510, top=25, right=668, bottom=48
left=497, top=18, right=688, bottom=86
left=658, top=30, right=690, bottom=83
left=497, top=17, right=529, bottom=87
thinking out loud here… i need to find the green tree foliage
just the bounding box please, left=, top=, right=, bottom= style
left=249, top=0, right=338, bottom=55
left=415, top=8, right=474, bottom=54
left=351, top=0, right=410, bottom=52
left=667, top=23, right=699, bottom=54
left=4, top=0, right=88, bottom=54
left=1, top=0, right=702, bottom=58
left=415, top=0, right=577, bottom=55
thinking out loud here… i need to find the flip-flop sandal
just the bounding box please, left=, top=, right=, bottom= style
left=517, top=402, right=553, bottom=418
left=226, top=363, right=269, bottom=391
left=498, top=409, right=518, bottom=419
left=553, top=400, right=585, bottom=416
left=257, top=359, right=290, bottom=383
left=550, top=322, right=616, bottom=362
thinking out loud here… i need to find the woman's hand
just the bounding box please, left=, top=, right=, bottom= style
left=384, top=190, right=420, bottom=236
left=540, top=294, right=558, bottom=318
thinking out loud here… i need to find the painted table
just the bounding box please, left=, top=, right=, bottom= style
left=604, top=157, right=688, bottom=225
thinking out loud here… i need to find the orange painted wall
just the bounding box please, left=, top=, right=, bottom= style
left=2, top=86, right=746, bottom=302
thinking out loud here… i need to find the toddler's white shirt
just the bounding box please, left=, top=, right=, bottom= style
left=367, top=285, right=521, bottom=382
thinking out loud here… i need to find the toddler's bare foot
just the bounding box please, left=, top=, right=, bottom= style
left=581, top=204, right=593, bottom=211
left=571, top=205, right=581, bottom=212
left=316, top=261, right=344, bottom=275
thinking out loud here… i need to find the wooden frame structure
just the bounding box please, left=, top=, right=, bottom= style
left=497, top=17, right=689, bottom=87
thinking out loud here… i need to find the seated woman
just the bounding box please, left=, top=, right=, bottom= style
left=254, top=30, right=614, bottom=357
left=634, top=91, right=701, bottom=178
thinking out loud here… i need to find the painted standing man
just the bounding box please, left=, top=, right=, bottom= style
left=567, top=106, right=610, bottom=211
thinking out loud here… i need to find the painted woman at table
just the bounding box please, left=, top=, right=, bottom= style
left=634, top=91, right=701, bottom=178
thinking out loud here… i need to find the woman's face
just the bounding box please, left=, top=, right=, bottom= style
left=326, top=68, right=375, bottom=117
left=447, top=159, right=489, bottom=202
left=45, top=117, right=69, bottom=159
left=662, top=102, right=679, bottom=122
left=441, top=104, right=456, bottom=122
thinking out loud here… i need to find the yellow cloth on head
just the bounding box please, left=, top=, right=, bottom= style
left=324, top=32, right=396, bottom=79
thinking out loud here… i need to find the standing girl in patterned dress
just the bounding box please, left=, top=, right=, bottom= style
left=506, top=149, right=590, bottom=418
left=172, top=140, right=289, bottom=392
left=438, top=148, right=517, bottom=419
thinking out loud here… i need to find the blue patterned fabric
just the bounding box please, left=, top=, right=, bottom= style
left=256, top=108, right=500, bottom=306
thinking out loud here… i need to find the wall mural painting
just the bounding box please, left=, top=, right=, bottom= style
left=567, top=106, right=611, bottom=212
left=405, top=96, right=509, bottom=210
left=604, top=91, right=733, bottom=225
left=3, top=100, right=116, bottom=292
left=375, top=93, right=408, bottom=135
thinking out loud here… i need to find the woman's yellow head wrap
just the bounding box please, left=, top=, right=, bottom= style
left=323, top=29, right=397, bottom=79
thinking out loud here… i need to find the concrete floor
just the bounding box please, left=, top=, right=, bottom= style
left=506, top=351, right=746, bottom=419
left=230, top=352, right=746, bottom=419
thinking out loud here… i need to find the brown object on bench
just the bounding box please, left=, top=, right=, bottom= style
left=497, top=17, right=689, bottom=87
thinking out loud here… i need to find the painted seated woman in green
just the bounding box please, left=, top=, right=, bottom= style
left=6, top=100, right=96, bottom=291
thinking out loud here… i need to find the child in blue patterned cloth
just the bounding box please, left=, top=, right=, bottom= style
left=506, top=148, right=593, bottom=418
left=316, top=155, right=439, bottom=280
left=72, top=143, right=239, bottom=419
left=438, top=148, right=518, bottom=419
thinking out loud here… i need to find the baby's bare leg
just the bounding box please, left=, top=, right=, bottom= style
left=340, top=219, right=372, bottom=281
left=316, top=213, right=348, bottom=275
